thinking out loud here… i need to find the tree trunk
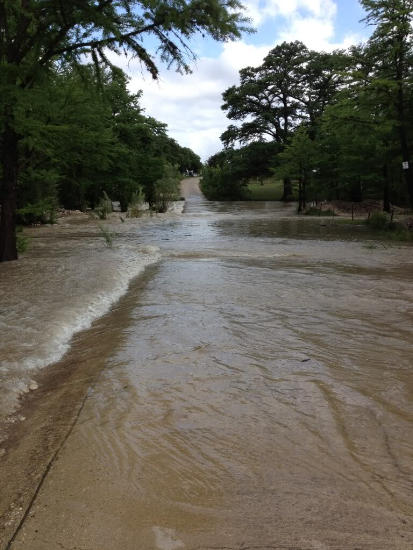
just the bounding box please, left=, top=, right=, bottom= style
left=0, top=125, right=19, bottom=262
left=395, top=57, right=413, bottom=207
left=350, top=177, right=363, bottom=203
left=297, top=177, right=303, bottom=213
left=398, top=127, right=413, bottom=208
left=281, top=177, right=292, bottom=201
left=302, top=175, right=307, bottom=211
left=383, top=164, right=391, bottom=213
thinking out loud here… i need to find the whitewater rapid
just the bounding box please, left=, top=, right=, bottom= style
left=0, top=211, right=182, bottom=430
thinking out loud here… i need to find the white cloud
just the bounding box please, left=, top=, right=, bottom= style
left=278, top=16, right=358, bottom=51
left=113, top=0, right=363, bottom=161
left=126, top=41, right=270, bottom=160
left=244, top=0, right=337, bottom=26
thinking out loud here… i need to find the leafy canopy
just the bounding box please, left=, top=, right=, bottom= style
left=0, top=0, right=250, bottom=82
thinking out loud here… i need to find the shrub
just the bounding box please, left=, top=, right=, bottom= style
left=127, top=186, right=146, bottom=217
left=98, top=224, right=114, bottom=247
left=366, top=211, right=389, bottom=230
left=200, top=166, right=248, bottom=200
left=152, top=164, right=180, bottom=213
left=363, top=213, right=413, bottom=240
left=16, top=200, right=57, bottom=225
left=94, top=191, right=113, bottom=220
left=16, top=229, right=30, bottom=253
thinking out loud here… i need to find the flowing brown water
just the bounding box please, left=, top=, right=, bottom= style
left=2, top=180, right=413, bottom=549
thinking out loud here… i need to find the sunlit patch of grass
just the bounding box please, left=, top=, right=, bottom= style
left=247, top=178, right=284, bottom=200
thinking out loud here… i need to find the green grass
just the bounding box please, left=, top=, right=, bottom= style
left=383, top=228, right=413, bottom=242
left=246, top=178, right=284, bottom=200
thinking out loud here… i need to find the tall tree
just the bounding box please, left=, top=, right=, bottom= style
left=0, top=0, right=249, bottom=261
left=298, top=49, right=350, bottom=135
left=278, top=127, right=318, bottom=212
left=314, top=42, right=402, bottom=207
left=221, top=41, right=348, bottom=199
left=221, top=42, right=308, bottom=146
left=361, top=0, right=413, bottom=205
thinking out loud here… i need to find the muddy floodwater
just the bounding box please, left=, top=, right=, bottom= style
left=1, top=179, right=413, bottom=549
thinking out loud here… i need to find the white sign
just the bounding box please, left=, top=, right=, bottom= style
left=402, top=161, right=409, bottom=170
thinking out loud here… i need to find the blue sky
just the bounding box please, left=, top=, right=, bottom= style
left=114, top=0, right=372, bottom=160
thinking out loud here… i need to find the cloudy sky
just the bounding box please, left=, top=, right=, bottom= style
left=121, top=0, right=370, bottom=161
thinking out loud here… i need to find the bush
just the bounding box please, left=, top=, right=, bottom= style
left=16, top=229, right=30, bottom=253
left=152, top=164, right=180, bottom=213
left=127, top=186, right=146, bottom=217
left=201, top=166, right=248, bottom=200
left=94, top=191, right=112, bottom=220
left=388, top=228, right=413, bottom=241
left=366, top=211, right=389, bottom=230
left=363, top=212, right=413, bottom=240
left=98, top=224, right=115, bottom=247
left=16, top=200, right=56, bottom=225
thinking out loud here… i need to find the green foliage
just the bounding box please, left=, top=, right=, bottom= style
left=174, top=147, right=203, bottom=174
left=127, top=187, right=146, bottom=217
left=98, top=225, right=115, bottom=248
left=16, top=200, right=56, bottom=225
left=216, top=43, right=352, bottom=203
left=366, top=212, right=390, bottom=230
left=214, top=11, right=413, bottom=207
left=247, top=179, right=284, bottom=200
left=9, top=64, right=202, bottom=222
left=94, top=192, right=113, bottom=220
left=356, top=0, right=413, bottom=206
left=201, top=165, right=248, bottom=200
left=0, top=0, right=250, bottom=84
left=204, top=142, right=281, bottom=200
left=278, top=128, right=318, bottom=177
left=1, top=0, right=251, bottom=261
left=386, top=228, right=413, bottom=242
left=16, top=231, right=29, bottom=254
left=363, top=212, right=413, bottom=241
left=276, top=127, right=319, bottom=210
left=152, top=164, right=181, bottom=213
left=221, top=42, right=350, bottom=147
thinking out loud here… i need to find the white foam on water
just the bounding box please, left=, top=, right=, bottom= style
left=168, top=200, right=185, bottom=214
left=0, top=240, right=161, bottom=427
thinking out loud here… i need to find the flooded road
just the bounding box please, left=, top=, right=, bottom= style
left=3, top=180, right=413, bottom=548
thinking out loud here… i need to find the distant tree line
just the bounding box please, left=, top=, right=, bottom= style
left=202, top=0, right=413, bottom=212
left=16, top=65, right=202, bottom=219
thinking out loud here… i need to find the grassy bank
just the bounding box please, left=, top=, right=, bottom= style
left=246, top=178, right=285, bottom=200
left=321, top=214, right=413, bottom=242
